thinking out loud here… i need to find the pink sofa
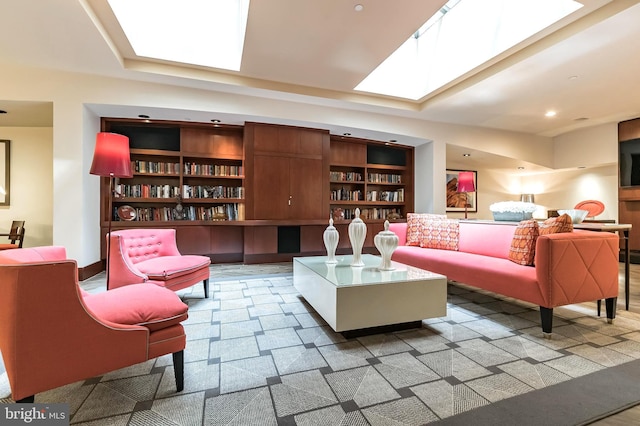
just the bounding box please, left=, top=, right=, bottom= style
left=389, top=221, right=620, bottom=335
left=0, top=246, right=188, bottom=402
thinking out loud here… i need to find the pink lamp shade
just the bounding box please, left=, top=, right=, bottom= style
left=457, top=171, right=476, bottom=193
left=90, top=132, right=133, bottom=178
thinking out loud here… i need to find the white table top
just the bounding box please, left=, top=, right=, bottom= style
left=294, top=254, right=445, bottom=287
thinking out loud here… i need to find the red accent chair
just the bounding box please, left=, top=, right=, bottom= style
left=0, top=246, right=188, bottom=403
left=108, top=228, right=211, bottom=297
left=0, top=220, right=25, bottom=250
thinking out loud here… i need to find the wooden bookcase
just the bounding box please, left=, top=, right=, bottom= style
left=98, top=119, right=414, bottom=263
left=329, top=135, right=414, bottom=223
left=102, top=119, right=245, bottom=224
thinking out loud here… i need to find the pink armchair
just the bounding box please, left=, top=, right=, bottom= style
left=108, top=228, right=211, bottom=297
left=0, top=246, right=188, bottom=403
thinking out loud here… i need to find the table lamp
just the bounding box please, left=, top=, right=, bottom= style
left=90, top=132, right=132, bottom=289
left=457, top=171, right=476, bottom=219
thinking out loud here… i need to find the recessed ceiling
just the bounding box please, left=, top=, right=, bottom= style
left=0, top=0, right=639, bottom=140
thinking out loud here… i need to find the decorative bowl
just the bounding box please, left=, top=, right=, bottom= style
left=557, top=209, right=589, bottom=224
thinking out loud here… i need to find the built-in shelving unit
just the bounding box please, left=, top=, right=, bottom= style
left=99, top=119, right=414, bottom=263
left=103, top=119, right=245, bottom=225
left=329, top=135, right=414, bottom=222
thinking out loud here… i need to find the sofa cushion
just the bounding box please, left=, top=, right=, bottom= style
left=419, top=219, right=459, bottom=251
left=540, top=214, right=573, bottom=235
left=136, top=255, right=211, bottom=280
left=83, top=284, right=188, bottom=331
left=508, top=219, right=539, bottom=266
left=406, top=213, right=448, bottom=246
left=458, top=223, right=515, bottom=259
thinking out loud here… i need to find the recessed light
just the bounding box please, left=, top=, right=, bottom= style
left=0, top=110, right=7, bottom=114
left=568, top=75, right=579, bottom=80
left=578, top=166, right=586, bottom=169
left=463, top=153, right=471, bottom=157
left=343, top=132, right=351, bottom=136
left=574, top=117, right=589, bottom=122
left=138, top=114, right=150, bottom=119
left=211, top=119, right=221, bottom=123
left=354, top=4, right=364, bottom=12
left=545, top=111, right=556, bottom=117
left=389, top=139, right=397, bottom=143
left=517, top=166, right=525, bottom=170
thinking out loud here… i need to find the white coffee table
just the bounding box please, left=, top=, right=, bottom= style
left=293, top=254, right=447, bottom=336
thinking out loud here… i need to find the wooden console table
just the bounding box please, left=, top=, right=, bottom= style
left=574, top=223, right=632, bottom=310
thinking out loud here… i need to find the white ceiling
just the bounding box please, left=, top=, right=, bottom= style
left=1, top=0, right=640, bottom=165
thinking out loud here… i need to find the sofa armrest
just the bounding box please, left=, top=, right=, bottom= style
left=534, top=231, right=619, bottom=307
left=389, top=222, right=407, bottom=246
left=108, top=234, right=149, bottom=288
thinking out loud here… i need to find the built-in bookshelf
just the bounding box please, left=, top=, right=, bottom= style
left=329, top=136, right=414, bottom=222
left=98, top=119, right=414, bottom=263
left=101, top=119, right=245, bottom=225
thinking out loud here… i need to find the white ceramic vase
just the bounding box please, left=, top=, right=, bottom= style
left=348, top=208, right=367, bottom=267
left=323, top=217, right=339, bottom=264
left=374, top=220, right=398, bottom=270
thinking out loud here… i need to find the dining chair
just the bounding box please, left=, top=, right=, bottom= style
left=0, top=220, right=25, bottom=250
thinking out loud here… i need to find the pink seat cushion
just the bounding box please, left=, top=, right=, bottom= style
left=136, top=255, right=211, bottom=280
left=83, top=284, right=188, bottom=331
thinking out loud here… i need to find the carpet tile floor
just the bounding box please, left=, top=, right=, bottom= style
left=2, top=262, right=640, bottom=425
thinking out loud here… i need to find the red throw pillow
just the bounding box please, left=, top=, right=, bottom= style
left=508, top=219, right=539, bottom=266
left=539, top=214, right=573, bottom=235
left=419, top=219, right=459, bottom=251
left=406, top=213, right=448, bottom=246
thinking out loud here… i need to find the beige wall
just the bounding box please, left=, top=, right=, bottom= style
left=442, top=164, right=618, bottom=221
left=0, top=127, right=53, bottom=247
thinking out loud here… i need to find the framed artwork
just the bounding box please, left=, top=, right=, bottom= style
left=446, top=169, right=477, bottom=213
left=0, top=140, right=9, bottom=206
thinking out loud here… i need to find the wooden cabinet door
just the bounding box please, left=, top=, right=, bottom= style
left=253, top=155, right=290, bottom=219
left=290, top=157, right=324, bottom=219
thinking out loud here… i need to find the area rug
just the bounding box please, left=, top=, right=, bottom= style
left=2, top=265, right=640, bottom=425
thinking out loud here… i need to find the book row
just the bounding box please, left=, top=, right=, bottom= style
left=183, top=163, right=243, bottom=177
left=330, top=207, right=402, bottom=221
left=367, top=173, right=402, bottom=184
left=114, top=203, right=242, bottom=222
left=182, top=185, right=244, bottom=200
left=115, top=184, right=180, bottom=199
left=330, top=189, right=363, bottom=201
left=115, top=184, right=244, bottom=200
left=366, top=189, right=404, bottom=202
left=329, top=171, right=364, bottom=182
left=132, top=161, right=180, bottom=175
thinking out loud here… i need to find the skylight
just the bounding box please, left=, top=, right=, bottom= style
left=108, top=0, right=250, bottom=71
left=355, top=0, right=582, bottom=100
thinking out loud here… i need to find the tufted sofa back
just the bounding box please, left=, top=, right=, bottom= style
left=110, top=229, right=181, bottom=265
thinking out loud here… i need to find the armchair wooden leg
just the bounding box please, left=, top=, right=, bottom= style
left=16, top=395, right=35, bottom=403
left=173, top=350, right=184, bottom=392
left=203, top=279, right=209, bottom=298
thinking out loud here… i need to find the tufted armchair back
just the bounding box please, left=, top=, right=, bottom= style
left=113, top=228, right=181, bottom=265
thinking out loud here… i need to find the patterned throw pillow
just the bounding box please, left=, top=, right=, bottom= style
left=508, top=219, right=539, bottom=266
left=419, top=219, right=460, bottom=251
left=539, top=214, right=573, bottom=235
left=406, top=213, right=448, bottom=246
